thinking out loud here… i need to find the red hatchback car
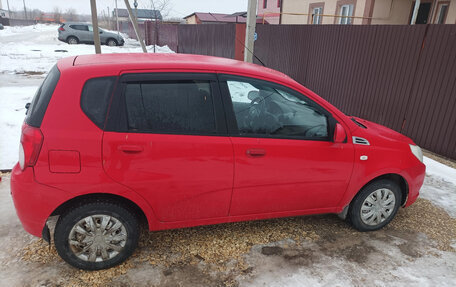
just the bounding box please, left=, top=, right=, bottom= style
left=11, top=53, right=425, bottom=270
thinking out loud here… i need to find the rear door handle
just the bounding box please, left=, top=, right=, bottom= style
left=246, top=148, right=266, bottom=157
left=118, top=145, right=144, bottom=153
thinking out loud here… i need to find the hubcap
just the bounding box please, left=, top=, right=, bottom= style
left=108, top=40, right=116, bottom=46
left=360, top=188, right=396, bottom=226
left=68, top=215, right=127, bottom=262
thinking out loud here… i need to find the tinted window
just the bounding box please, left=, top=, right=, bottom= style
left=125, top=81, right=216, bottom=134
left=225, top=78, right=329, bottom=139
left=26, top=65, right=60, bottom=127
left=81, top=77, right=116, bottom=129
left=70, top=25, right=88, bottom=31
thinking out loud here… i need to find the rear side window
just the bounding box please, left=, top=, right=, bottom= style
left=70, top=25, right=88, bottom=31
left=81, top=77, right=116, bottom=129
left=26, top=65, right=60, bottom=127
left=124, top=81, right=216, bottom=134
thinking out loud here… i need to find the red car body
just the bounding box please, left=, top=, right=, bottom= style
left=11, top=53, right=425, bottom=239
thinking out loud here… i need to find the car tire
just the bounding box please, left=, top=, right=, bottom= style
left=67, top=36, right=79, bottom=45
left=107, top=38, right=118, bottom=46
left=348, top=179, right=402, bottom=232
left=54, top=200, right=139, bottom=270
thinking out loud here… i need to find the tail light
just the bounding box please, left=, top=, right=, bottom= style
left=58, top=26, right=65, bottom=31
left=19, top=123, right=43, bottom=170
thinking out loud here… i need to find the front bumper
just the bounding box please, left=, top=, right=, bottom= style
left=10, top=164, right=67, bottom=237
left=402, top=161, right=426, bottom=207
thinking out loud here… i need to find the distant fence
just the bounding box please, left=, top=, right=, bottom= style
left=0, top=19, right=38, bottom=26
left=116, top=22, right=456, bottom=159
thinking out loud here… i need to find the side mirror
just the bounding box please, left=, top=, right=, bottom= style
left=99, top=31, right=103, bottom=34
left=334, top=123, right=346, bottom=143
left=25, top=103, right=31, bottom=110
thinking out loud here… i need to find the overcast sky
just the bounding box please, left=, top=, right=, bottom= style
left=2, top=0, right=249, bottom=18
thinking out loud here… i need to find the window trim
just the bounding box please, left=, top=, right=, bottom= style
left=217, top=74, right=336, bottom=142
left=308, top=2, right=325, bottom=24
left=334, top=0, right=356, bottom=24
left=105, top=72, right=227, bottom=136
left=433, top=1, right=450, bottom=24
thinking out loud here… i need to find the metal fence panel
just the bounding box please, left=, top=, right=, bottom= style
left=177, top=24, right=235, bottom=59
left=253, top=24, right=456, bottom=159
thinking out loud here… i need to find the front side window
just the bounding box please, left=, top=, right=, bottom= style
left=339, top=4, right=354, bottom=24
left=124, top=80, right=216, bottom=134
left=224, top=77, right=329, bottom=140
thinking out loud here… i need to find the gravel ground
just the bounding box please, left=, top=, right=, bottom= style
left=0, top=171, right=455, bottom=287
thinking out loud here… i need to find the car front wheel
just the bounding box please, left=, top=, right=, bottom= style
left=107, top=38, right=118, bottom=46
left=348, top=179, right=402, bottom=231
left=54, top=201, right=139, bottom=270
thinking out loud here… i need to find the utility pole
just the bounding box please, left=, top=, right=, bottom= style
left=124, top=0, right=147, bottom=53
left=6, top=0, right=11, bottom=19
left=90, top=0, right=102, bottom=54
left=22, top=0, right=27, bottom=20
left=115, top=0, right=120, bottom=37
left=107, top=6, right=111, bottom=28
left=244, top=0, right=257, bottom=62
left=410, top=0, right=421, bottom=24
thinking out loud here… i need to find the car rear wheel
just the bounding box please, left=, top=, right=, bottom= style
left=67, top=36, right=79, bottom=45
left=107, top=38, right=118, bottom=46
left=54, top=201, right=139, bottom=270
left=348, top=179, right=402, bottom=231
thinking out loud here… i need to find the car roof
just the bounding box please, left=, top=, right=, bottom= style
left=59, top=53, right=294, bottom=84
left=64, top=22, right=91, bottom=26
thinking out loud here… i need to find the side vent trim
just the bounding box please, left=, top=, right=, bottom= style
left=352, top=136, right=370, bottom=146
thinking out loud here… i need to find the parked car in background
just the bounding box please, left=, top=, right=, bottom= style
left=11, top=53, right=425, bottom=270
left=57, top=22, right=124, bottom=46
left=0, top=23, right=4, bottom=30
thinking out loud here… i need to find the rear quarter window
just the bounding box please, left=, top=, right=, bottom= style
left=26, top=65, right=60, bottom=127
left=80, top=77, right=117, bottom=129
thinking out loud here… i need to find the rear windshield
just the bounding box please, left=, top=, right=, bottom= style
left=26, top=65, right=60, bottom=127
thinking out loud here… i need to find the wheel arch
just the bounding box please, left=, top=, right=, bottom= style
left=66, top=35, right=79, bottom=43
left=339, top=173, right=409, bottom=219
left=50, top=193, right=149, bottom=229
left=354, top=173, right=409, bottom=207
left=106, top=37, right=118, bottom=45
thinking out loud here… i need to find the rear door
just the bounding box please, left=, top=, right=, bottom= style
left=102, top=72, right=234, bottom=222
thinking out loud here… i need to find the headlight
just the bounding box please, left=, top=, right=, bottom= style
left=409, top=144, right=423, bottom=163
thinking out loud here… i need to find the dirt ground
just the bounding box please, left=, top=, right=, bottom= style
left=0, top=172, right=455, bottom=287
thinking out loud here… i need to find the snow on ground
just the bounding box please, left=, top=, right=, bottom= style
left=0, top=84, right=37, bottom=170
left=0, top=23, right=173, bottom=74
left=420, top=157, right=456, bottom=218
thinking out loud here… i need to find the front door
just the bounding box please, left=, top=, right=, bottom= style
left=219, top=75, right=354, bottom=216
left=103, top=72, right=234, bottom=222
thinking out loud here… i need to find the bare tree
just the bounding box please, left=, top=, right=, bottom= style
left=146, top=0, right=171, bottom=52
left=64, top=8, right=78, bottom=22
left=53, top=7, right=62, bottom=23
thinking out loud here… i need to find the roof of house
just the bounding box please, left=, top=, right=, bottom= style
left=183, top=12, right=267, bottom=24
left=113, top=8, right=162, bottom=20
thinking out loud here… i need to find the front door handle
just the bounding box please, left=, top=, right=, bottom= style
left=246, top=148, right=266, bottom=157
left=118, top=145, right=144, bottom=153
